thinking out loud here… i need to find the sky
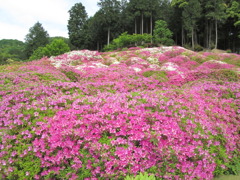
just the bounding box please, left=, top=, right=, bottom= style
left=0, top=0, right=99, bottom=42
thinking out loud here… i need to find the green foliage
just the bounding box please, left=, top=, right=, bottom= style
left=29, top=39, right=70, bottom=60
left=194, top=44, right=204, bottom=51
left=43, top=39, right=70, bottom=57
left=24, top=22, right=49, bottom=58
left=222, top=57, right=240, bottom=67
left=33, top=73, right=59, bottom=82
left=225, top=151, right=240, bottom=175
left=226, top=49, right=232, bottom=53
left=103, top=32, right=152, bottom=51
left=227, top=1, right=240, bottom=38
left=61, top=71, right=80, bottom=82
left=6, top=153, right=41, bottom=180
left=153, top=20, right=174, bottom=46
left=125, top=172, right=156, bottom=180
left=29, top=47, right=46, bottom=61
left=142, top=70, right=168, bottom=82
left=209, top=69, right=239, bottom=82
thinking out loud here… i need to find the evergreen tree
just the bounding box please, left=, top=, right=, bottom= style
left=68, top=3, right=88, bottom=49
left=24, top=22, right=49, bottom=58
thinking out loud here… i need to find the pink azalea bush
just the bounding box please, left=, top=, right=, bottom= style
left=0, top=46, right=239, bottom=180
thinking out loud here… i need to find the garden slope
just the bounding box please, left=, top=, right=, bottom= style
left=0, top=46, right=239, bottom=180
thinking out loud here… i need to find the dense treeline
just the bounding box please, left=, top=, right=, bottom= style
left=0, top=0, right=239, bottom=64
left=68, top=0, right=240, bottom=52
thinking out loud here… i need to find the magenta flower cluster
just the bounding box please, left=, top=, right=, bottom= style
left=0, top=46, right=239, bottom=179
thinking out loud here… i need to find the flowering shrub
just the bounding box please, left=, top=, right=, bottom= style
left=0, top=46, right=239, bottom=180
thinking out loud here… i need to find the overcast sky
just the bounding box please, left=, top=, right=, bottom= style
left=0, top=0, right=99, bottom=42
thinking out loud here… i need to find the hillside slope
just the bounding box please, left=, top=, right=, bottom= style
left=0, top=46, right=239, bottom=180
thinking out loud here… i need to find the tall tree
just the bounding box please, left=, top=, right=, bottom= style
left=182, top=0, right=202, bottom=49
left=24, top=22, right=49, bottom=58
left=128, top=0, right=145, bottom=34
left=205, top=0, right=227, bottom=49
left=146, top=0, right=159, bottom=38
left=68, top=3, right=88, bottom=49
left=98, top=0, right=121, bottom=46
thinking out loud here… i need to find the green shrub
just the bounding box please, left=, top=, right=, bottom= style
left=29, top=39, right=70, bottom=60
left=103, top=32, right=152, bottom=51
left=29, top=47, right=46, bottom=60
left=194, top=44, right=204, bottom=51
left=226, top=49, right=232, bottom=53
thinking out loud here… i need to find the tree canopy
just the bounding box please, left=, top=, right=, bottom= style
left=1, top=0, right=240, bottom=59
left=65, top=0, right=239, bottom=52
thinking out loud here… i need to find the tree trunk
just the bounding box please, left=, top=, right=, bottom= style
left=97, top=41, right=99, bottom=51
left=107, top=27, right=110, bottom=46
left=135, top=17, right=137, bottom=34
left=146, top=18, right=149, bottom=34
left=192, top=27, right=194, bottom=50
left=206, top=20, right=209, bottom=48
left=209, top=22, right=212, bottom=49
left=215, top=19, right=218, bottom=49
left=150, top=12, right=153, bottom=43
left=181, top=25, right=184, bottom=46
left=141, top=12, right=144, bottom=34
left=195, top=30, right=198, bottom=45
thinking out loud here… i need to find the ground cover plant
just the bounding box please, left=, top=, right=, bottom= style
left=0, top=46, right=239, bottom=180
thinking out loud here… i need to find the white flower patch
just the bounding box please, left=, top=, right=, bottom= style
left=160, top=62, right=179, bottom=71
left=52, top=61, right=62, bottom=68
left=107, top=57, right=120, bottom=65
left=67, top=50, right=102, bottom=60
left=149, top=64, right=160, bottom=69
left=91, top=62, right=108, bottom=68
left=132, top=67, right=142, bottom=72
left=75, top=62, right=107, bottom=70
left=138, top=47, right=163, bottom=54
left=146, top=57, right=159, bottom=64
left=160, top=46, right=174, bottom=52
left=128, top=57, right=144, bottom=64
left=112, top=61, right=120, bottom=65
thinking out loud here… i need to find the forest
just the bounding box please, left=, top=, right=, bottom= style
left=0, top=0, right=239, bottom=64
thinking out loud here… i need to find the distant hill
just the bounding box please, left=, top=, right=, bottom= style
left=0, top=39, right=26, bottom=64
